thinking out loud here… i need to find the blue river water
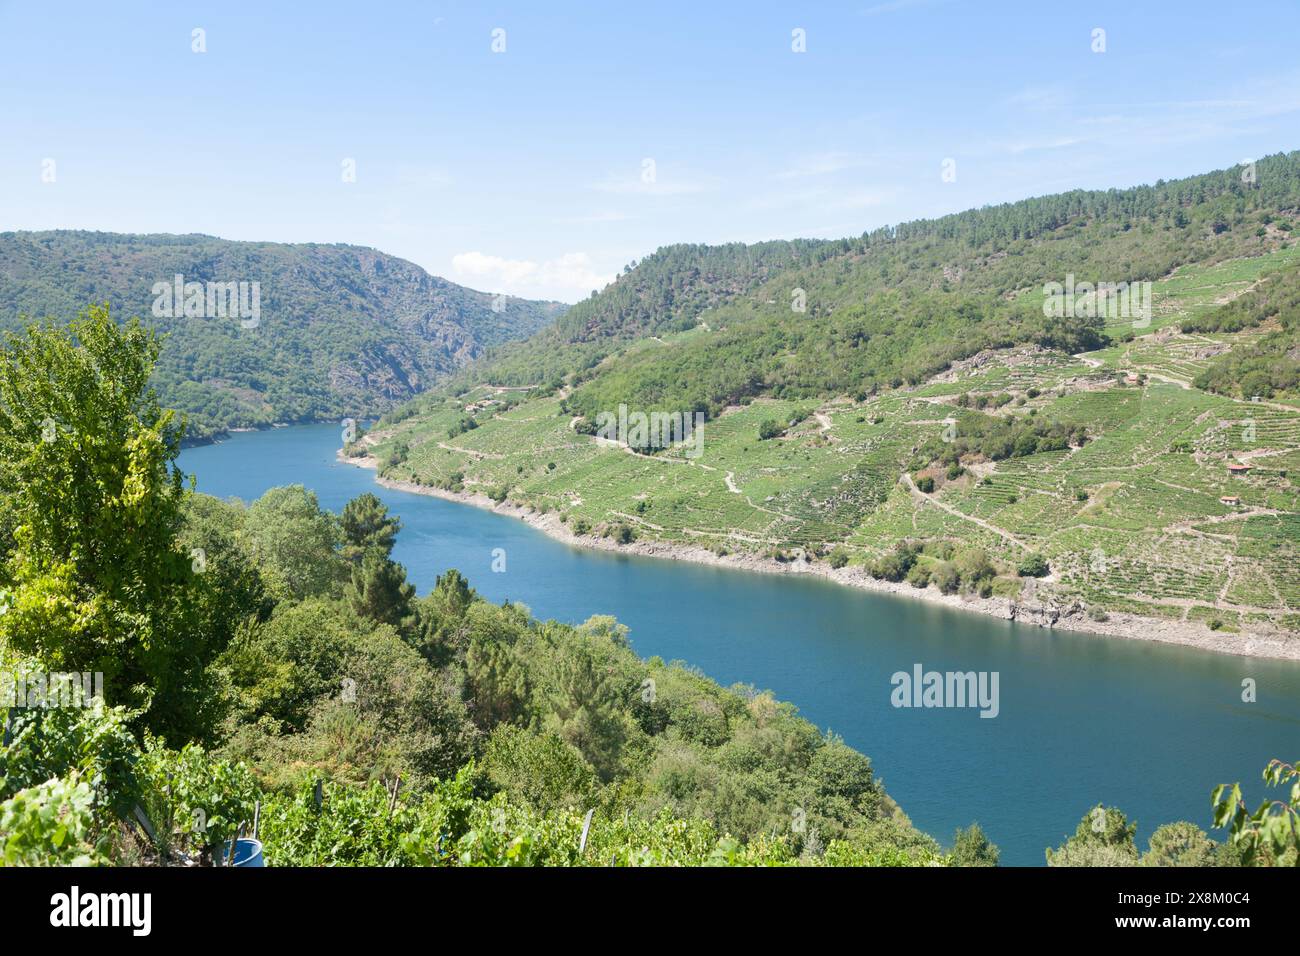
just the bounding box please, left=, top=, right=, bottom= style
left=179, top=423, right=1300, bottom=865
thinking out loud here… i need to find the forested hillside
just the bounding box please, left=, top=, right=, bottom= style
left=428, top=150, right=1300, bottom=415
left=371, top=152, right=1300, bottom=642
left=0, top=232, right=566, bottom=441
left=460, top=240, right=835, bottom=389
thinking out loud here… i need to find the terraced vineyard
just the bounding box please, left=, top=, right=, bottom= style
left=362, top=241, right=1300, bottom=646
left=359, top=155, right=1300, bottom=649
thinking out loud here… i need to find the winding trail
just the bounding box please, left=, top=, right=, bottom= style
left=900, top=472, right=1030, bottom=551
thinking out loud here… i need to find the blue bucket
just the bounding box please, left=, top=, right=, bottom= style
left=222, top=838, right=265, bottom=867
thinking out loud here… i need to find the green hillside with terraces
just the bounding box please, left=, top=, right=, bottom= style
left=359, top=157, right=1300, bottom=643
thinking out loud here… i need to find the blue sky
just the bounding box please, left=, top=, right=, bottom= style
left=2, top=0, right=1298, bottom=302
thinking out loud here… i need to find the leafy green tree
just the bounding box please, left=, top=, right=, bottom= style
left=1046, top=805, right=1139, bottom=866
left=242, top=485, right=343, bottom=600
left=870, top=541, right=918, bottom=582
left=1140, top=822, right=1219, bottom=867
left=1017, top=553, right=1050, bottom=577
left=951, top=823, right=1000, bottom=866
left=931, top=562, right=960, bottom=594
left=330, top=625, right=478, bottom=787
left=1213, top=759, right=1300, bottom=866
left=954, top=547, right=995, bottom=587
left=0, top=306, right=221, bottom=740
left=806, top=737, right=879, bottom=814
left=218, top=598, right=356, bottom=731
left=178, top=494, right=273, bottom=716
left=481, top=725, right=597, bottom=813
left=409, top=569, right=478, bottom=665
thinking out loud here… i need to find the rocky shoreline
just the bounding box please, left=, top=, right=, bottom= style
left=340, top=449, right=1300, bottom=663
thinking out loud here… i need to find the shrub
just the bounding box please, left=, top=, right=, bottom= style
left=259, top=773, right=474, bottom=867
left=481, top=726, right=597, bottom=813
left=1140, top=822, right=1219, bottom=867
left=0, top=698, right=141, bottom=825
left=1017, top=553, right=1050, bottom=578
left=138, top=742, right=259, bottom=858
left=871, top=542, right=918, bottom=582
left=951, top=824, right=1000, bottom=867
left=1046, top=805, right=1139, bottom=867
left=954, top=548, right=994, bottom=586
left=932, top=562, right=960, bottom=594
left=0, top=776, right=106, bottom=867
left=447, top=416, right=478, bottom=439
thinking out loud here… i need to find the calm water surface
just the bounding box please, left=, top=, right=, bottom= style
left=179, top=424, right=1300, bottom=865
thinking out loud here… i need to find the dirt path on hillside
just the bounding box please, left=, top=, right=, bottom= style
left=901, top=472, right=1030, bottom=550
left=438, top=441, right=503, bottom=459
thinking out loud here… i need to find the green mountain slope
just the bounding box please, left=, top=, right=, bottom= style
left=365, top=152, right=1300, bottom=640
left=0, top=231, right=567, bottom=440
left=435, top=151, right=1300, bottom=409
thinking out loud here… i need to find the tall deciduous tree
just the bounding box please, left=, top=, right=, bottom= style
left=241, top=485, right=343, bottom=600
left=0, top=305, right=221, bottom=741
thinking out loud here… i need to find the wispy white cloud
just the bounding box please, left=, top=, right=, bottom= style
left=1004, top=85, right=1070, bottom=112
left=775, top=151, right=877, bottom=180
left=451, top=250, right=615, bottom=302
left=1005, top=135, right=1088, bottom=155
left=553, top=209, right=632, bottom=224
left=984, top=69, right=1300, bottom=158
